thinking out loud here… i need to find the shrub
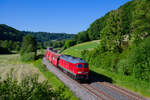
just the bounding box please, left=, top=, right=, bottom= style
left=63, top=40, right=76, bottom=49
left=20, top=52, right=35, bottom=62
left=0, top=73, right=67, bottom=100
left=117, top=37, right=150, bottom=81
left=20, top=35, right=37, bottom=62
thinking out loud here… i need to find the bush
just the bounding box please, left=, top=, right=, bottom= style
left=81, top=48, right=119, bottom=72
left=0, top=73, right=67, bottom=100
left=117, top=37, right=150, bottom=81
left=63, top=40, right=76, bottom=49
left=20, top=52, right=35, bottom=62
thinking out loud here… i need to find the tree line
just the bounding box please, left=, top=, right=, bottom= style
left=0, top=24, right=74, bottom=53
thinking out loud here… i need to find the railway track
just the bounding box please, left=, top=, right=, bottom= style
left=81, top=84, right=115, bottom=100
left=43, top=57, right=147, bottom=100
left=62, top=74, right=116, bottom=100
left=57, top=64, right=146, bottom=100
left=57, top=66, right=109, bottom=100
left=99, top=82, right=146, bottom=100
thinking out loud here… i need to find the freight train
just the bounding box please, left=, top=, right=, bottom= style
left=45, top=48, right=89, bottom=80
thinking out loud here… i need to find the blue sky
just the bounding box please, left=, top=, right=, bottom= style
left=0, top=0, right=131, bottom=34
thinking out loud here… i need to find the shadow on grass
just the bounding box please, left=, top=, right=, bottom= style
left=0, top=51, right=16, bottom=55
left=36, top=54, right=44, bottom=60
left=89, top=70, right=113, bottom=83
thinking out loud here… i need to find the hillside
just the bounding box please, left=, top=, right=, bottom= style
left=62, top=40, right=100, bottom=58
left=62, top=0, right=150, bottom=97
left=73, top=0, right=150, bottom=46
left=0, top=24, right=24, bottom=41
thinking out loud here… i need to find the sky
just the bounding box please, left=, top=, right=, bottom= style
left=0, top=0, right=131, bottom=34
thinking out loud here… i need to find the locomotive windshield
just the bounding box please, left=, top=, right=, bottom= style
left=78, top=64, right=82, bottom=68
left=84, top=64, right=88, bottom=68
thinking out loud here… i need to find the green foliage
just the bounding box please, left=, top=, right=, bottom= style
left=88, top=17, right=106, bottom=40
left=23, top=31, right=74, bottom=42
left=63, top=40, right=76, bottom=49
left=130, top=0, right=150, bottom=43
left=20, top=52, right=36, bottom=62
left=117, top=37, right=150, bottom=81
left=0, top=72, right=67, bottom=100
left=0, top=40, right=21, bottom=52
left=0, top=24, right=23, bottom=41
left=20, top=35, right=37, bottom=62
left=77, top=31, right=90, bottom=43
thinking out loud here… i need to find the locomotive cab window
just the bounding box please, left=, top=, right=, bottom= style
left=78, top=64, right=82, bottom=68
left=84, top=64, right=88, bottom=68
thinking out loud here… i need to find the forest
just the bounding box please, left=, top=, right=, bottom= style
left=64, top=0, right=150, bottom=82
left=0, top=24, right=74, bottom=53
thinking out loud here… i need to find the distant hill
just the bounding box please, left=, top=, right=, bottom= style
left=0, top=24, right=74, bottom=53
left=0, top=24, right=74, bottom=42
left=0, top=24, right=24, bottom=41
left=22, top=31, right=74, bottom=42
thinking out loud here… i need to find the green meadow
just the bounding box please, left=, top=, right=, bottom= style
left=63, top=40, right=100, bottom=58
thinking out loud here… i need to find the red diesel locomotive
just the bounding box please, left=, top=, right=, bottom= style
left=45, top=48, right=89, bottom=80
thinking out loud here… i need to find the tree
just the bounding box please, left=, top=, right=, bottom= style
left=63, top=40, right=76, bottom=49
left=77, top=31, right=89, bottom=43
left=20, top=35, right=37, bottom=61
left=131, top=0, right=150, bottom=44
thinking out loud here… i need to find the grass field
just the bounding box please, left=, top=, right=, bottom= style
left=0, top=54, right=45, bottom=82
left=62, top=40, right=150, bottom=98
left=62, top=40, right=100, bottom=58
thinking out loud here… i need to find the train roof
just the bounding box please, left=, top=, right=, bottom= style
left=60, top=55, right=87, bottom=64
